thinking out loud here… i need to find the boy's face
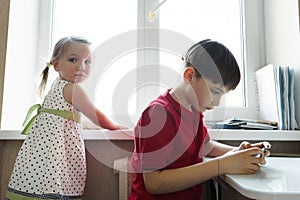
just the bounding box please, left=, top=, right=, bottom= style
left=185, top=71, right=227, bottom=112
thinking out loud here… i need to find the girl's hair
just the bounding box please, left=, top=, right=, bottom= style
left=38, top=36, right=91, bottom=97
left=182, top=39, right=240, bottom=90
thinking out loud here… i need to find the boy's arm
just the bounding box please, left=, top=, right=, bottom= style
left=143, top=147, right=265, bottom=195
left=143, top=158, right=219, bottom=195
left=204, top=140, right=237, bottom=157
left=205, top=140, right=271, bottom=157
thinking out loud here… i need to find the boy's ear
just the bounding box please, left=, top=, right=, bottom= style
left=183, top=67, right=194, bottom=83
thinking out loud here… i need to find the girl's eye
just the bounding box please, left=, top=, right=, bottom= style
left=68, top=58, right=77, bottom=63
left=85, top=60, right=92, bottom=65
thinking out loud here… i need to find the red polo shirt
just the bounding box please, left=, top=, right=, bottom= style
left=129, top=89, right=210, bottom=200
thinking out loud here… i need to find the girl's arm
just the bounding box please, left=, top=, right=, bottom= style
left=143, top=147, right=265, bottom=195
left=63, top=83, right=121, bottom=130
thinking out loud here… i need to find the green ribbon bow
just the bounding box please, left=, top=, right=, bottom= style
left=21, top=104, right=81, bottom=135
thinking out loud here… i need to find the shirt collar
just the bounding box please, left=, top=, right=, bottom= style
left=164, top=89, right=204, bottom=119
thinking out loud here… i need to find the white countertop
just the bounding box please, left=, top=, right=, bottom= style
left=220, top=157, right=300, bottom=200
left=0, top=129, right=135, bottom=140
left=1, top=129, right=300, bottom=141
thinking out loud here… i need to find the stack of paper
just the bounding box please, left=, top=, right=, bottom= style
left=213, top=117, right=278, bottom=130
left=255, top=64, right=298, bottom=130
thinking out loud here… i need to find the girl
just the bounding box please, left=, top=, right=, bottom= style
left=129, top=39, right=270, bottom=199
left=6, top=36, right=124, bottom=200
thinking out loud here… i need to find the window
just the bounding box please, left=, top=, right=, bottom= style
left=2, top=0, right=264, bottom=129
left=159, top=0, right=244, bottom=107
left=158, top=0, right=249, bottom=123
left=52, top=0, right=137, bottom=125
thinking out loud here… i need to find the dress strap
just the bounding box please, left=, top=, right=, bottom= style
left=21, top=104, right=81, bottom=135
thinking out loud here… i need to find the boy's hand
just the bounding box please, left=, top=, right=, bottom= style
left=238, top=141, right=252, bottom=150
left=219, top=147, right=266, bottom=174
left=252, top=141, right=271, bottom=158
left=238, top=141, right=271, bottom=157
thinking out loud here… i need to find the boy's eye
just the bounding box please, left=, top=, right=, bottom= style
left=68, top=58, right=77, bottom=63
left=210, top=88, right=221, bottom=96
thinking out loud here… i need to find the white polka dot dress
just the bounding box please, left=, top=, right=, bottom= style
left=6, top=78, right=86, bottom=200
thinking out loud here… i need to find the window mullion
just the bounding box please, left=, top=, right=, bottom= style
left=37, top=0, right=55, bottom=68
left=137, top=0, right=160, bottom=114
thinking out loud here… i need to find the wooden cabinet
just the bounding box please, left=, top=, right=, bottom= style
left=0, top=139, right=134, bottom=200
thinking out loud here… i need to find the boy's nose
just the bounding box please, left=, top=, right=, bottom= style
left=212, top=97, right=221, bottom=107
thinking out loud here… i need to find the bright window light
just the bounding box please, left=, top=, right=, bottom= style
left=52, top=0, right=245, bottom=125
left=159, top=0, right=244, bottom=107
left=52, top=0, right=137, bottom=118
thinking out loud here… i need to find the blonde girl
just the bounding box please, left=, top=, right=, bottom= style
left=6, top=36, right=124, bottom=200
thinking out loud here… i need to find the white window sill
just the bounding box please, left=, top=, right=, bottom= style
left=0, top=129, right=134, bottom=140
left=0, top=129, right=300, bottom=141
left=208, top=129, right=300, bottom=141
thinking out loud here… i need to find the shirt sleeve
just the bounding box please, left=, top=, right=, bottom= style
left=135, top=104, right=176, bottom=171
left=203, top=125, right=210, bottom=144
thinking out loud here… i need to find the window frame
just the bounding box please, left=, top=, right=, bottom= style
left=202, top=0, right=266, bottom=122
left=1, top=0, right=266, bottom=129
left=135, top=0, right=266, bottom=123
left=0, top=0, right=10, bottom=128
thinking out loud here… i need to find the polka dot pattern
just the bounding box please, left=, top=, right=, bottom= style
left=8, top=78, right=86, bottom=197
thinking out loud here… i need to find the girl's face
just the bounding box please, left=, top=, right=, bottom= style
left=53, top=42, right=92, bottom=83
left=185, top=70, right=227, bottom=112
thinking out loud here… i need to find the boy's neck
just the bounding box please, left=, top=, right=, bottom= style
left=170, top=86, right=192, bottom=112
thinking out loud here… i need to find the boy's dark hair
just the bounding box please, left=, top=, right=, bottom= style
left=183, top=39, right=240, bottom=90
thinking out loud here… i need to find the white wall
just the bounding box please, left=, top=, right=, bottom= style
left=264, top=0, right=300, bottom=126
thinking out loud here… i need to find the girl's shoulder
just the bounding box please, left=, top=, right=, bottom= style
left=57, top=77, right=72, bottom=86
left=50, top=78, right=73, bottom=91
left=50, top=77, right=68, bottom=87
left=47, top=78, right=74, bottom=100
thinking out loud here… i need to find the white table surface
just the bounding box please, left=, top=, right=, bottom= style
left=1, top=129, right=300, bottom=141
left=220, top=157, right=300, bottom=200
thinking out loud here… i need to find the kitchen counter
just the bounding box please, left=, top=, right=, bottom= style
left=1, top=130, right=300, bottom=199
left=216, top=157, right=300, bottom=200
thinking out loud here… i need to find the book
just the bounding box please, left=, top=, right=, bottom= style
left=239, top=122, right=277, bottom=130
left=288, top=67, right=298, bottom=130
left=255, top=64, right=298, bottom=130
left=214, top=117, right=278, bottom=130
left=255, top=64, right=281, bottom=126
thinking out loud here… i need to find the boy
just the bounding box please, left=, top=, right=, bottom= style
left=129, top=39, right=269, bottom=199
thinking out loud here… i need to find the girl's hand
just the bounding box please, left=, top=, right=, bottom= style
left=82, top=121, right=103, bottom=130
left=219, top=147, right=266, bottom=174
left=115, top=124, right=130, bottom=130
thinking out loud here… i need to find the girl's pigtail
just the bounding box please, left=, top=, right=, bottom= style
left=38, top=62, right=51, bottom=97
